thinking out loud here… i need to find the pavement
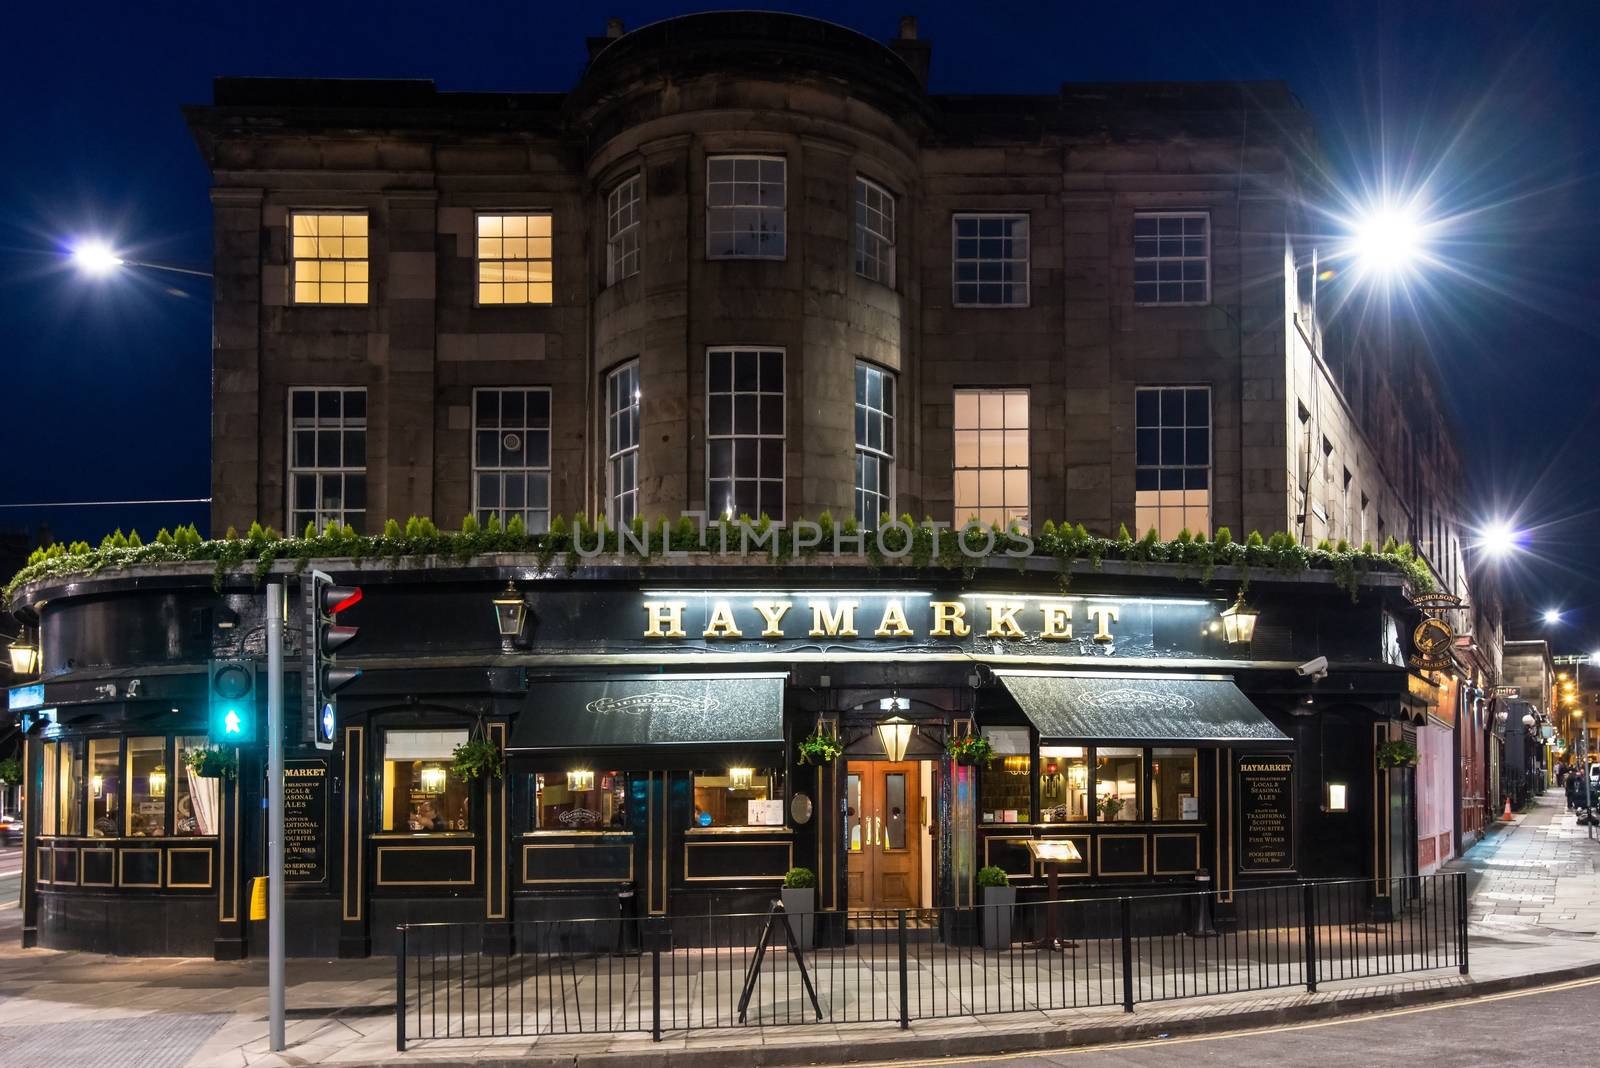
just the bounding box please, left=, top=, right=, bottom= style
left=0, top=793, right=1596, bottom=1068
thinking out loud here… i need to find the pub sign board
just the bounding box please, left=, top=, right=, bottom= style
left=1236, top=752, right=1295, bottom=874
left=528, top=589, right=1240, bottom=661
left=281, top=758, right=329, bottom=884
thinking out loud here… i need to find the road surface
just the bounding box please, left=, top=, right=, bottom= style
left=884, top=977, right=1600, bottom=1067
left=0, top=844, right=22, bottom=910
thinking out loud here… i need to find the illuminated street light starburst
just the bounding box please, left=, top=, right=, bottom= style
left=70, top=240, right=124, bottom=276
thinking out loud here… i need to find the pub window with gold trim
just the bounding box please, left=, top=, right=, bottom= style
left=477, top=213, right=553, bottom=305
left=291, top=212, right=369, bottom=304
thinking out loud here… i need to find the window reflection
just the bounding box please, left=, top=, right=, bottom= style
left=1040, top=745, right=1089, bottom=823
left=381, top=729, right=472, bottom=833
left=692, top=769, right=780, bottom=827
left=175, top=735, right=220, bottom=836
left=1095, top=747, right=1142, bottom=821
left=980, top=726, right=1032, bottom=823
left=88, top=738, right=120, bottom=837
left=534, top=771, right=627, bottom=829
left=1152, top=748, right=1200, bottom=821
left=126, top=736, right=168, bottom=837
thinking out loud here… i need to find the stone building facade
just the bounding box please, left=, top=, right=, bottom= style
left=185, top=12, right=1467, bottom=593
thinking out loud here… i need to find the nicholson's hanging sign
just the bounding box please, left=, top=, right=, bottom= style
left=1409, top=593, right=1464, bottom=671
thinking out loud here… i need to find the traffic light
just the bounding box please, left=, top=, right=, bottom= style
left=209, top=659, right=258, bottom=745
left=304, top=570, right=363, bottom=749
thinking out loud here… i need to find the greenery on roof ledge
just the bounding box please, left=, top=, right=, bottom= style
left=5, top=511, right=1432, bottom=610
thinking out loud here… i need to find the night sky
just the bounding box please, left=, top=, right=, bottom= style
left=2, top=1, right=1597, bottom=655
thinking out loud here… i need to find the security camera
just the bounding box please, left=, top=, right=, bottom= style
left=1295, top=656, right=1329, bottom=681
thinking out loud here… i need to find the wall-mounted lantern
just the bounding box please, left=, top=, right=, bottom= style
left=419, top=764, right=447, bottom=794
left=875, top=716, right=915, bottom=762
left=492, top=582, right=530, bottom=650
left=728, top=767, right=754, bottom=791
left=149, top=764, right=168, bottom=798
left=567, top=769, right=595, bottom=792
left=1219, top=593, right=1259, bottom=645
left=7, top=631, right=38, bottom=676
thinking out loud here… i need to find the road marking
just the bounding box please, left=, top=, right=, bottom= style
left=863, top=976, right=1600, bottom=1067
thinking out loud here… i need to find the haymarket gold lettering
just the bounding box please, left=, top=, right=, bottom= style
left=874, top=600, right=914, bottom=637
left=929, top=600, right=970, bottom=637
left=751, top=601, right=792, bottom=638
left=984, top=600, right=1026, bottom=638
left=808, top=600, right=859, bottom=637
left=702, top=601, right=743, bottom=639
left=1040, top=603, right=1073, bottom=639
left=1085, top=605, right=1120, bottom=642
left=642, top=601, right=687, bottom=638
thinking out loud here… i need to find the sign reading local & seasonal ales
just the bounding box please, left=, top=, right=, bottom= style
left=1236, top=752, right=1294, bottom=873
left=283, top=759, right=329, bottom=883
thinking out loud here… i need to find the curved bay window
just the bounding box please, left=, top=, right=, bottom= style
left=88, top=738, right=121, bottom=837
left=39, top=736, right=217, bottom=839
left=533, top=770, right=628, bottom=830
left=381, top=730, right=471, bottom=833
left=692, top=769, right=781, bottom=828
left=1095, top=747, right=1142, bottom=822
left=1040, top=745, right=1089, bottom=823
left=979, top=727, right=1032, bottom=824
left=126, top=737, right=168, bottom=837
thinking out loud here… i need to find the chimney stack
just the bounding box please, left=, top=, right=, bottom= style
left=606, top=17, right=625, bottom=38
left=890, top=15, right=931, bottom=87
left=899, top=16, right=917, bottom=39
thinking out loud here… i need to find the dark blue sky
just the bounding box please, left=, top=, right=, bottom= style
left=2, top=1, right=1597, bottom=652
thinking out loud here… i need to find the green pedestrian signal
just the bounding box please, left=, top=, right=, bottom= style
left=208, top=659, right=258, bottom=745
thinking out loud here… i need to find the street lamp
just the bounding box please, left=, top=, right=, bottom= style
left=1476, top=520, right=1522, bottom=559
left=1350, top=203, right=1427, bottom=278
left=67, top=238, right=213, bottom=279
left=1543, top=609, right=1563, bottom=625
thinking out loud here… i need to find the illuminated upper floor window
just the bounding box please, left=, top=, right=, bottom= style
left=291, top=212, right=368, bottom=304
left=477, top=213, right=553, bottom=305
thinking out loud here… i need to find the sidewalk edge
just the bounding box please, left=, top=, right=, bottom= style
left=370, top=961, right=1600, bottom=1068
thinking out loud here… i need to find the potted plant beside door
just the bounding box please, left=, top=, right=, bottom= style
left=978, top=866, right=1015, bottom=949
left=780, top=867, right=816, bottom=949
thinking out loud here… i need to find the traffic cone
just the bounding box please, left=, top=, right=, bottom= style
left=1503, top=796, right=1514, bottom=821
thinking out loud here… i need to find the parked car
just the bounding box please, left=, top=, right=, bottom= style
left=0, top=815, right=20, bottom=846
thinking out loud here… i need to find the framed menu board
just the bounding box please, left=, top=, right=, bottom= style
left=1236, top=753, right=1295, bottom=874
left=283, top=758, right=329, bottom=884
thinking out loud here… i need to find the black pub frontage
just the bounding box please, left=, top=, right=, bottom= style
left=9, top=554, right=1426, bottom=957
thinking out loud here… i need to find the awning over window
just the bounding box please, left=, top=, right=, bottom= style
left=508, top=673, right=786, bottom=762
left=996, top=671, right=1288, bottom=746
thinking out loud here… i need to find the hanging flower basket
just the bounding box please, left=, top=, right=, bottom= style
left=1377, top=740, right=1418, bottom=769
left=452, top=735, right=504, bottom=781
left=797, top=732, right=843, bottom=767
left=946, top=733, right=993, bottom=767
left=185, top=745, right=238, bottom=780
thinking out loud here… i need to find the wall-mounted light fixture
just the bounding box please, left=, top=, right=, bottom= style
left=149, top=764, right=168, bottom=798
left=567, top=769, right=595, bottom=792
left=492, top=582, right=530, bottom=650
left=1220, top=593, right=1259, bottom=645
left=91, top=774, right=104, bottom=798
left=1326, top=782, right=1348, bottom=812
left=419, top=764, right=447, bottom=793
left=7, top=631, right=38, bottom=676
left=728, top=767, right=754, bottom=791
left=875, top=716, right=915, bottom=762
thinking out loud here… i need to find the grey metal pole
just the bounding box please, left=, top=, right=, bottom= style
left=267, top=583, right=286, bottom=1051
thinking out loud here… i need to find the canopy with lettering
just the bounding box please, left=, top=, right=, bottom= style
left=507, top=672, right=786, bottom=765
left=995, top=670, right=1289, bottom=745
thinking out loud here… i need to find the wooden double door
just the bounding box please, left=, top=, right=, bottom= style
left=846, top=760, right=926, bottom=910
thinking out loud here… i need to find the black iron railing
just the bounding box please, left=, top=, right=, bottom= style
left=395, top=872, right=1467, bottom=1050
